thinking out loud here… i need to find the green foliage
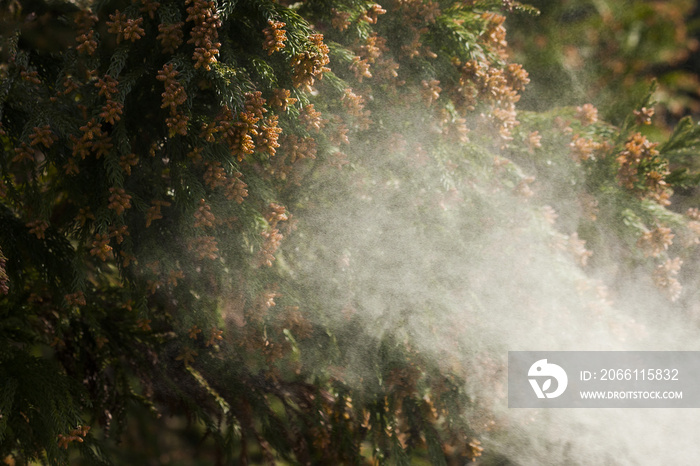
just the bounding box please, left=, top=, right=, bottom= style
left=509, top=0, right=700, bottom=127
left=2, top=0, right=700, bottom=464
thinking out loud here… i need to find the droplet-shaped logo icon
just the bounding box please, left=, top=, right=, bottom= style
left=528, top=359, right=568, bottom=399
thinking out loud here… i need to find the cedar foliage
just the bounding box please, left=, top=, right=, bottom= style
left=508, top=0, right=700, bottom=126
left=1, top=0, right=700, bottom=464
